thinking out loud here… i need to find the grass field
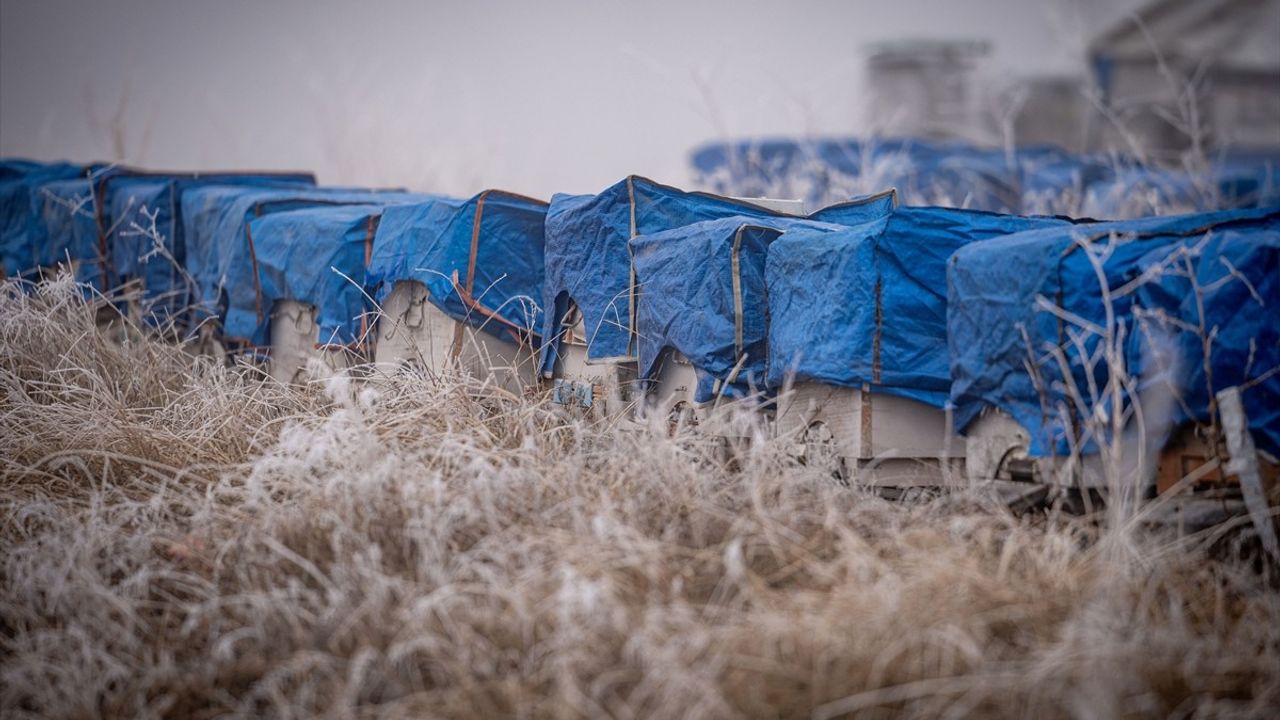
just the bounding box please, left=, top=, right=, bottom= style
left=2, top=277, right=1278, bottom=719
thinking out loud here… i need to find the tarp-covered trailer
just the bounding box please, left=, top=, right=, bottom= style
left=539, top=175, right=894, bottom=419
left=768, top=202, right=1078, bottom=485
left=367, top=190, right=547, bottom=393
left=949, top=206, right=1280, bottom=490
left=630, top=214, right=845, bottom=433
left=241, top=204, right=388, bottom=383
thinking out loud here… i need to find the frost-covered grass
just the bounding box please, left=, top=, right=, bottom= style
left=2, top=277, right=1278, bottom=719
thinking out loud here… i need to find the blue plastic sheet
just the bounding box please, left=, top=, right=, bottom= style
left=630, top=215, right=846, bottom=403
left=179, top=185, right=418, bottom=339
left=691, top=138, right=1280, bottom=217
left=0, top=160, right=49, bottom=182
left=1131, top=226, right=1280, bottom=456
left=768, top=206, right=1076, bottom=407
left=809, top=189, right=898, bottom=225
left=242, top=204, right=387, bottom=347
left=1212, top=150, right=1280, bottom=208
left=1018, top=153, right=1113, bottom=215
left=367, top=190, right=548, bottom=343
left=99, top=172, right=315, bottom=327
left=1, top=160, right=88, bottom=278
left=690, top=138, right=1025, bottom=212
left=538, top=175, right=895, bottom=377
left=1082, top=156, right=1280, bottom=218
left=948, top=206, right=1280, bottom=456
left=106, top=177, right=176, bottom=313
left=35, top=177, right=103, bottom=289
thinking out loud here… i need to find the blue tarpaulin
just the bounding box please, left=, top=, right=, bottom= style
left=1081, top=155, right=1280, bottom=219
left=106, top=177, right=174, bottom=305
left=631, top=215, right=847, bottom=403
left=768, top=205, right=1077, bottom=407
left=27, top=165, right=138, bottom=293
left=1018, top=153, right=1113, bottom=215
left=538, top=175, right=896, bottom=377
left=1, top=160, right=49, bottom=182
left=1, top=160, right=88, bottom=278
left=1212, top=150, right=1280, bottom=208
left=242, top=204, right=387, bottom=347
left=182, top=184, right=318, bottom=315
left=1131, top=225, right=1280, bottom=457
left=367, top=190, right=548, bottom=343
left=691, top=138, right=1280, bottom=217
left=179, top=185, right=418, bottom=339
left=948, top=206, right=1280, bottom=456
left=690, top=138, right=1028, bottom=212
left=35, top=177, right=103, bottom=289
left=809, top=189, right=898, bottom=225
left=100, top=172, right=315, bottom=327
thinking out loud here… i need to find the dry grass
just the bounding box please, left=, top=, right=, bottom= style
left=2, top=277, right=1278, bottom=719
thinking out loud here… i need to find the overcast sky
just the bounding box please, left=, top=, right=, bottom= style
left=1, top=0, right=1139, bottom=197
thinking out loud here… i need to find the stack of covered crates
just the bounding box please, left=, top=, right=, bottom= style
left=766, top=199, right=1077, bottom=483
left=367, top=190, right=548, bottom=393
left=539, top=175, right=892, bottom=421
left=948, top=206, right=1280, bottom=492
left=95, top=170, right=316, bottom=330
left=180, top=184, right=423, bottom=366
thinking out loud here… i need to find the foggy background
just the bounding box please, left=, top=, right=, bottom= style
left=2, top=0, right=1141, bottom=197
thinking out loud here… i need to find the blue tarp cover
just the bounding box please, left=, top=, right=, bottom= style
left=100, top=172, right=315, bottom=326
left=631, top=215, right=847, bottom=403
left=691, top=138, right=1280, bottom=217
left=691, top=138, right=1038, bottom=212
left=1, top=160, right=49, bottom=182
left=948, top=206, right=1280, bottom=456
left=538, top=175, right=896, bottom=377
left=1130, top=224, right=1280, bottom=457
left=242, top=204, right=387, bottom=347
left=1, top=160, right=88, bottom=278
left=367, top=190, right=548, bottom=343
left=768, top=205, right=1076, bottom=406
left=107, top=177, right=176, bottom=311
left=179, top=185, right=417, bottom=337
left=1080, top=156, right=1280, bottom=219
left=36, top=177, right=103, bottom=289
